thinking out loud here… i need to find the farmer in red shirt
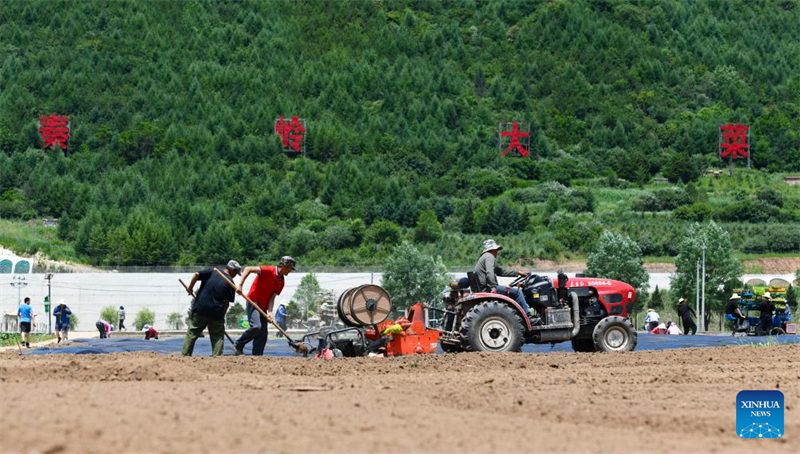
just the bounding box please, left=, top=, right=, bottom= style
left=233, top=256, right=296, bottom=356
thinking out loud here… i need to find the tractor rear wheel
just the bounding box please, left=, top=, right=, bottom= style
left=592, top=316, right=637, bottom=352
left=570, top=337, right=594, bottom=352
left=460, top=301, right=525, bottom=352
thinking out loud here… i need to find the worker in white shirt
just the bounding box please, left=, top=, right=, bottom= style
left=644, top=309, right=660, bottom=331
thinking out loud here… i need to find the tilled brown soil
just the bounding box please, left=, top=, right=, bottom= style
left=1, top=345, right=797, bottom=454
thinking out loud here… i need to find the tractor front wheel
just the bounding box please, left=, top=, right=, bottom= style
left=460, top=301, right=525, bottom=352
left=592, top=316, right=637, bottom=352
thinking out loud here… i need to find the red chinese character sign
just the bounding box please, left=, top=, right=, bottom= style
left=499, top=121, right=530, bottom=157
left=719, top=123, right=750, bottom=175
left=39, top=115, right=70, bottom=152
left=275, top=116, right=306, bottom=154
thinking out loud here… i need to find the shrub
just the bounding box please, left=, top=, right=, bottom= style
left=366, top=220, right=402, bottom=245
left=167, top=312, right=184, bottom=330
left=321, top=223, right=356, bottom=249
left=414, top=210, right=443, bottom=243
left=464, top=169, right=508, bottom=198
left=714, top=199, right=762, bottom=223
left=382, top=242, right=450, bottom=310
left=294, top=199, right=330, bottom=221
left=756, top=187, right=783, bottom=208
left=741, top=225, right=800, bottom=253
left=586, top=231, right=650, bottom=299
left=286, top=226, right=317, bottom=256
left=226, top=302, right=246, bottom=329
left=673, top=203, right=714, bottom=222
left=68, top=314, right=79, bottom=331
left=633, top=187, right=691, bottom=211
left=133, top=308, right=156, bottom=330
left=99, top=306, right=119, bottom=326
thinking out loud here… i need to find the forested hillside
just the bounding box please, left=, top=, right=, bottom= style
left=1, top=0, right=799, bottom=267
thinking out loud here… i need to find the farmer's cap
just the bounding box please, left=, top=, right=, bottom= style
left=482, top=239, right=503, bottom=254
left=730, top=293, right=741, bottom=300
left=763, top=292, right=772, bottom=300
left=678, top=298, right=686, bottom=303
left=58, top=299, right=66, bottom=305
left=226, top=260, right=242, bottom=275
left=647, top=308, right=654, bottom=312
left=279, top=256, right=297, bottom=270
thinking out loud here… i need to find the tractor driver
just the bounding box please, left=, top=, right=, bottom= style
left=474, top=239, right=534, bottom=322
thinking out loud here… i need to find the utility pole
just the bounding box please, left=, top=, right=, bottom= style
left=10, top=275, right=28, bottom=330
left=696, top=260, right=700, bottom=328
left=45, top=273, right=53, bottom=334
left=701, top=243, right=707, bottom=332
left=10, top=275, right=28, bottom=305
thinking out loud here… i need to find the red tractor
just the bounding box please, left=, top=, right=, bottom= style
left=435, top=271, right=638, bottom=353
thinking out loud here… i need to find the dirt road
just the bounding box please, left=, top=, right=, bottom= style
left=1, top=345, right=797, bottom=454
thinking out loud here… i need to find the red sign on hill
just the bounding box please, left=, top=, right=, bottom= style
left=275, top=116, right=306, bottom=154
left=719, top=123, right=750, bottom=160
left=499, top=121, right=530, bottom=157
left=39, top=115, right=70, bottom=152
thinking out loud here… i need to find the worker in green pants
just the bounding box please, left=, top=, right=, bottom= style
left=182, top=260, right=241, bottom=356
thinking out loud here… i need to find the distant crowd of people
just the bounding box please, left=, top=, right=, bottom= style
left=645, top=291, right=793, bottom=335
left=644, top=297, right=697, bottom=336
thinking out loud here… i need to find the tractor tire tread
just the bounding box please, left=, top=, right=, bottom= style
left=591, top=316, right=637, bottom=353
left=459, top=301, right=525, bottom=352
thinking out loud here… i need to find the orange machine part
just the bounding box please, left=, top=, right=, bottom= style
left=363, top=303, right=440, bottom=356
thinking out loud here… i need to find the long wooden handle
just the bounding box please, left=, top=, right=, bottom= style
left=179, top=278, right=196, bottom=298
left=212, top=268, right=295, bottom=341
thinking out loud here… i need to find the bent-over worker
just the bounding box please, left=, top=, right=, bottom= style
left=181, top=260, right=241, bottom=356
left=234, top=256, right=296, bottom=356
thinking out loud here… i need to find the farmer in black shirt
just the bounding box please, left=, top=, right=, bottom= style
left=725, top=293, right=746, bottom=330
left=181, top=260, right=241, bottom=356
left=676, top=297, right=697, bottom=335
left=758, top=292, right=775, bottom=335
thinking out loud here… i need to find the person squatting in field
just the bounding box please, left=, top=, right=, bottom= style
left=95, top=319, right=112, bottom=338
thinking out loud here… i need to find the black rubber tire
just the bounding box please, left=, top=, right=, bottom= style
left=459, top=301, right=525, bottom=352
left=570, top=337, right=594, bottom=353
left=440, top=341, right=464, bottom=353
left=769, top=327, right=785, bottom=336
left=592, top=316, right=637, bottom=352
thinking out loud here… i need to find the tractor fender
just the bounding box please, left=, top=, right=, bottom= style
left=458, top=293, right=532, bottom=331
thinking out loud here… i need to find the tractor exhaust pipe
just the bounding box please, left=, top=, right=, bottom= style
left=532, top=292, right=581, bottom=343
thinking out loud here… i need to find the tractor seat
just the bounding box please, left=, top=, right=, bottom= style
left=466, top=272, right=481, bottom=292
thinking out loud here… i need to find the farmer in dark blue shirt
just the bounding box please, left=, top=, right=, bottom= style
left=53, top=299, right=73, bottom=343
left=275, top=303, right=287, bottom=337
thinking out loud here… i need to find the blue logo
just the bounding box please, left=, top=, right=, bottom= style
left=737, top=390, right=784, bottom=439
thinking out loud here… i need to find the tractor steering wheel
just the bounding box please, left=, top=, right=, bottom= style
left=508, top=273, right=528, bottom=288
